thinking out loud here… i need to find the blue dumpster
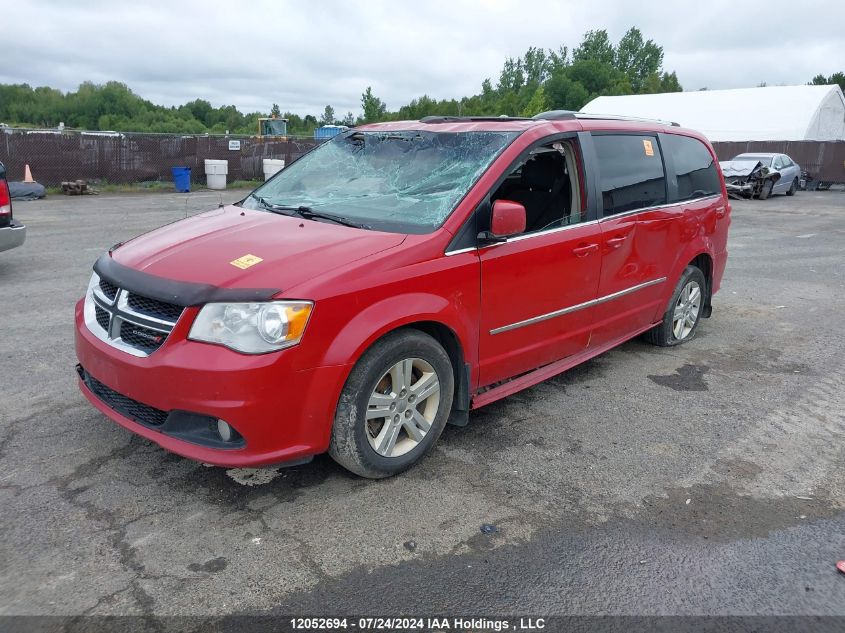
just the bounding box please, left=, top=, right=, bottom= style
left=171, top=166, right=191, bottom=192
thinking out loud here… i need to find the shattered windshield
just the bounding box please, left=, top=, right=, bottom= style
left=242, top=129, right=518, bottom=233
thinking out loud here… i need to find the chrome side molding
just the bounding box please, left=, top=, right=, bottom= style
left=490, top=277, right=666, bottom=335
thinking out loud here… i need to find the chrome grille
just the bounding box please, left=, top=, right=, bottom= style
left=99, top=278, right=118, bottom=301
left=84, top=272, right=184, bottom=357
left=94, top=305, right=110, bottom=330
left=126, top=293, right=184, bottom=321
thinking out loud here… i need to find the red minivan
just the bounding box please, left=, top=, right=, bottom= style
left=75, top=112, right=730, bottom=478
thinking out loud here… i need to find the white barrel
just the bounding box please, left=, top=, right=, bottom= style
left=204, top=159, right=228, bottom=190
left=263, top=158, right=285, bottom=180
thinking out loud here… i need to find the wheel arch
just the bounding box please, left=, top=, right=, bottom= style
left=687, top=251, right=714, bottom=317
left=400, top=320, right=471, bottom=424
left=317, top=292, right=476, bottom=420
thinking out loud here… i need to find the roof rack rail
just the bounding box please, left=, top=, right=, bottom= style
left=532, top=110, right=680, bottom=127
left=419, top=115, right=534, bottom=123
left=531, top=110, right=577, bottom=120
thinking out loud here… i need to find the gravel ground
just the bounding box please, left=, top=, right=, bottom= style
left=1, top=189, right=844, bottom=619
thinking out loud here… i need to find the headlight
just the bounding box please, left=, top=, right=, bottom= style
left=189, top=301, right=313, bottom=354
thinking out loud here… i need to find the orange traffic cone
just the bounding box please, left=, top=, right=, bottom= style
left=23, top=164, right=34, bottom=183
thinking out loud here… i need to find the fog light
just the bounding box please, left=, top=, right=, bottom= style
left=217, top=419, right=233, bottom=442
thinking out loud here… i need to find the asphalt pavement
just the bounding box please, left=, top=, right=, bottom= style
left=1, top=188, right=844, bottom=620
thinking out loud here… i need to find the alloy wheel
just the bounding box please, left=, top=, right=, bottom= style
left=365, top=358, right=441, bottom=457
left=672, top=280, right=702, bottom=340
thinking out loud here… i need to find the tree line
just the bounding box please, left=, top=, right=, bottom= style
left=1, top=27, right=842, bottom=136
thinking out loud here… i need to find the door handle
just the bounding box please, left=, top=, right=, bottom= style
left=715, top=206, right=726, bottom=218
left=605, top=236, right=627, bottom=249
left=572, top=243, right=599, bottom=257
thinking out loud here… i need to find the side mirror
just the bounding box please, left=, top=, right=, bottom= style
left=480, top=199, right=526, bottom=242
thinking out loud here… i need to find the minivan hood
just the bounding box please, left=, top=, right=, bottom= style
left=111, top=205, right=406, bottom=294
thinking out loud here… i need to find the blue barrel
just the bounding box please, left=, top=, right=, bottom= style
left=171, top=166, right=191, bottom=192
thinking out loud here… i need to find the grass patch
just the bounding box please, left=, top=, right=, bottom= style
left=44, top=180, right=175, bottom=195
left=229, top=179, right=263, bottom=189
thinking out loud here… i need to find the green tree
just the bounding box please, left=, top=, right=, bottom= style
left=810, top=72, right=845, bottom=93
left=320, top=105, right=336, bottom=126
left=185, top=99, right=213, bottom=126
left=614, top=27, right=663, bottom=93
left=659, top=71, right=683, bottom=92
left=545, top=72, right=591, bottom=111
left=520, top=86, right=550, bottom=117
left=497, top=57, right=525, bottom=94
left=522, top=47, right=550, bottom=86
left=270, top=103, right=281, bottom=117
left=547, top=46, right=569, bottom=76
left=480, top=78, right=497, bottom=112
left=567, top=59, right=630, bottom=97
left=572, top=29, right=615, bottom=66
left=361, top=86, right=386, bottom=123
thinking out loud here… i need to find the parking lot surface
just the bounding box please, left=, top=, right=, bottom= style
left=1, top=189, right=845, bottom=616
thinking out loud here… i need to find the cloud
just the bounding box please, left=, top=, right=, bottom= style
left=2, top=0, right=843, bottom=115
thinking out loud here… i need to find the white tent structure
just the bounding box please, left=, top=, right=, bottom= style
left=581, top=85, right=845, bottom=142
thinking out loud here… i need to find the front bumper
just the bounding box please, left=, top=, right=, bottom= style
left=0, top=221, right=26, bottom=252
left=74, top=300, right=351, bottom=467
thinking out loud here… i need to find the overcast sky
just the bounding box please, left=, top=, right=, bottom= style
left=3, top=0, right=843, bottom=117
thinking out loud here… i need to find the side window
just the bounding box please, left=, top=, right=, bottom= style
left=772, top=156, right=785, bottom=169
left=593, top=134, right=666, bottom=215
left=490, top=140, right=584, bottom=234
left=780, top=156, right=793, bottom=168
left=663, top=134, right=722, bottom=202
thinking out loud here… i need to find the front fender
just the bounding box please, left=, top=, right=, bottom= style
left=317, top=292, right=477, bottom=378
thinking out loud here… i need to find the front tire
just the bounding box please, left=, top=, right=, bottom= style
left=329, top=329, right=454, bottom=478
left=644, top=266, right=706, bottom=347
left=786, top=178, right=797, bottom=196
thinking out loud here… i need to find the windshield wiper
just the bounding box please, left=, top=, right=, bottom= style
left=249, top=194, right=293, bottom=214
left=295, top=207, right=372, bottom=230
left=250, top=195, right=370, bottom=229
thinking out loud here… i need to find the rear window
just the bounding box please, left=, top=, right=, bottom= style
left=593, top=134, right=666, bottom=215
left=664, top=134, right=722, bottom=202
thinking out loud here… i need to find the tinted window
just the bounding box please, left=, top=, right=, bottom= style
left=664, top=134, right=722, bottom=202
left=593, top=134, right=666, bottom=215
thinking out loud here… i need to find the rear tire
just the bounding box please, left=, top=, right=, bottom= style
left=329, top=329, right=454, bottom=478
left=644, top=266, right=706, bottom=347
left=786, top=178, right=797, bottom=196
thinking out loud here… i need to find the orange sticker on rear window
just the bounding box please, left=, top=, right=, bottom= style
left=643, top=139, right=655, bottom=156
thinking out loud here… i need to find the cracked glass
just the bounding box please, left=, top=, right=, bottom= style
left=244, top=130, right=518, bottom=233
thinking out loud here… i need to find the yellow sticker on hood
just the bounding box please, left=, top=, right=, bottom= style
left=230, top=254, right=263, bottom=269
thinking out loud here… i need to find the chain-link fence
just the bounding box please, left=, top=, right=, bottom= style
left=4, top=127, right=843, bottom=188
left=0, top=128, right=321, bottom=186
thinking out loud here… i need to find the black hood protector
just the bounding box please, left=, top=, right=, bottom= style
left=93, top=254, right=280, bottom=307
